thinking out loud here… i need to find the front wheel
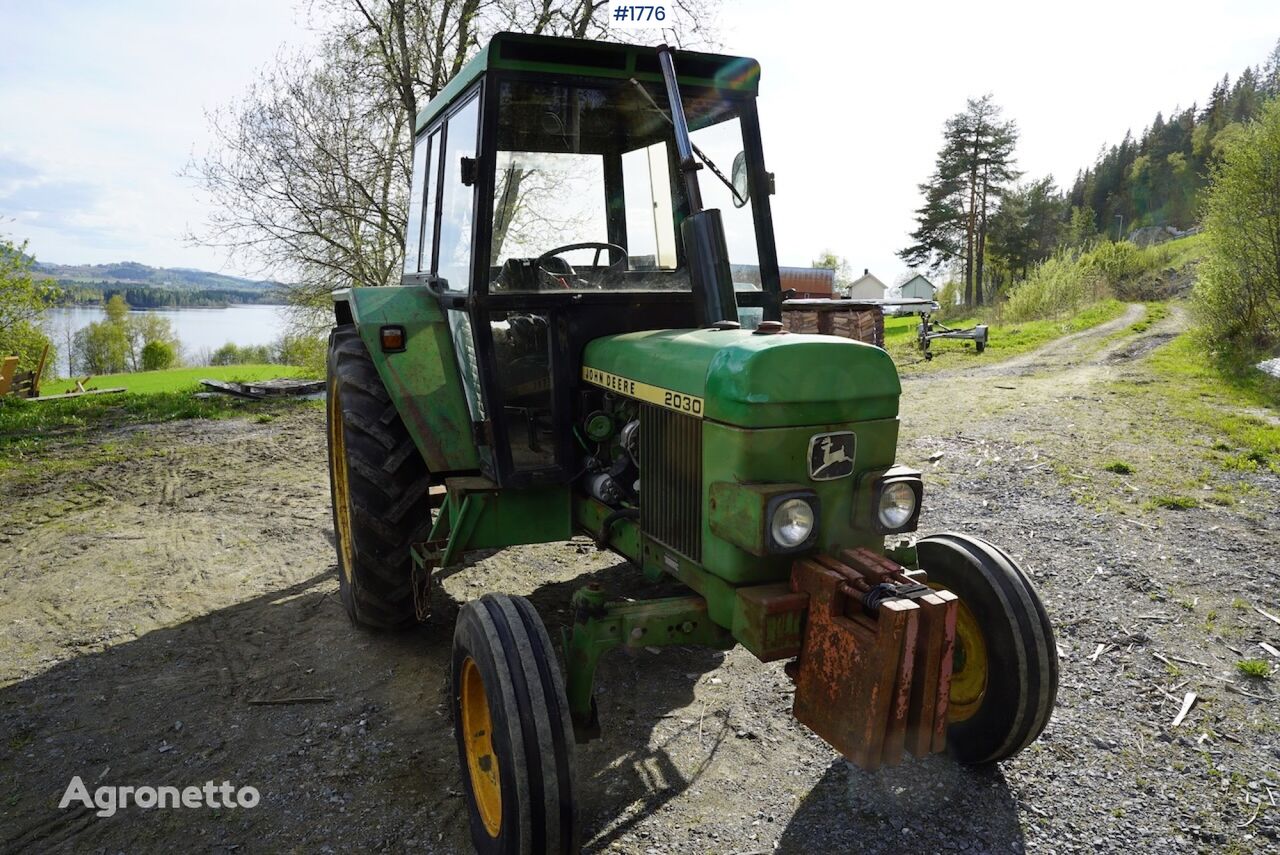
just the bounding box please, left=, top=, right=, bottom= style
left=918, top=533, right=1058, bottom=765
left=452, top=594, right=579, bottom=854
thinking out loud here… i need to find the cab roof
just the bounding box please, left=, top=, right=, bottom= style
left=416, top=32, right=762, bottom=134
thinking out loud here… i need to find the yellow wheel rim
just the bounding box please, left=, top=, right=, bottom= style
left=327, top=378, right=355, bottom=584
left=460, top=657, right=502, bottom=837
left=930, top=584, right=989, bottom=722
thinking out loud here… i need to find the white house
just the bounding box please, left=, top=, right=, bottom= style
left=847, top=269, right=887, bottom=300
left=897, top=273, right=936, bottom=301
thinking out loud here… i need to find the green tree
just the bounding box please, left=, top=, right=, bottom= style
left=127, top=312, right=180, bottom=370
left=0, top=237, right=58, bottom=378
left=87, top=293, right=183, bottom=371
left=900, top=94, right=1019, bottom=305
left=1072, top=39, right=1280, bottom=235
left=141, top=339, right=177, bottom=371
left=74, top=321, right=129, bottom=375
left=210, top=342, right=273, bottom=365
left=1063, top=205, right=1098, bottom=248
left=104, top=294, right=129, bottom=325
left=1194, top=97, right=1280, bottom=350
left=986, top=177, right=1068, bottom=288
left=275, top=333, right=327, bottom=373
left=811, top=250, right=854, bottom=294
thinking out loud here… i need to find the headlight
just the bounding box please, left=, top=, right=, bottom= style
left=876, top=479, right=921, bottom=532
left=770, top=497, right=816, bottom=550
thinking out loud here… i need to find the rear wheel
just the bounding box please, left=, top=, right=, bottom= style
left=918, top=533, right=1058, bottom=765
left=452, top=594, right=579, bottom=855
left=326, top=325, right=433, bottom=630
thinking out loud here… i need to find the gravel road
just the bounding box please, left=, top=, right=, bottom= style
left=1, top=304, right=1277, bottom=854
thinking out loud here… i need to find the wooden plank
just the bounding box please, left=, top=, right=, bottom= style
left=32, top=387, right=127, bottom=402
left=31, top=343, right=49, bottom=397
left=199, top=379, right=257, bottom=398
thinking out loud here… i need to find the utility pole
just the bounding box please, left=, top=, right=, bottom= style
left=1114, top=214, right=1124, bottom=242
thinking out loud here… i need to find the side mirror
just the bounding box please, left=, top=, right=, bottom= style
left=731, top=151, right=750, bottom=208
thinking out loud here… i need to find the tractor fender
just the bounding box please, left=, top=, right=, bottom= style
left=334, top=285, right=481, bottom=475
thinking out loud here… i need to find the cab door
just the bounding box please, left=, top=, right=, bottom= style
left=347, top=89, right=484, bottom=476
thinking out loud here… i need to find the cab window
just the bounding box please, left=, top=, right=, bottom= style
left=437, top=94, right=480, bottom=291
left=487, top=78, right=756, bottom=292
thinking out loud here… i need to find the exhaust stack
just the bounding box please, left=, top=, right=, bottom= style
left=656, top=44, right=739, bottom=329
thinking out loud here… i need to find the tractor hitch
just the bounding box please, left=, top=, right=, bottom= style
left=561, top=584, right=735, bottom=742
left=789, top=548, right=958, bottom=770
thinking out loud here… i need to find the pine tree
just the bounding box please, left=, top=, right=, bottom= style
left=900, top=95, right=1019, bottom=305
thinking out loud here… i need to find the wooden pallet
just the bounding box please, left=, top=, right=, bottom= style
left=0, top=344, right=49, bottom=399
left=780, top=301, right=885, bottom=347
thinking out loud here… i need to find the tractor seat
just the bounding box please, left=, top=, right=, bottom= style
left=494, top=257, right=574, bottom=291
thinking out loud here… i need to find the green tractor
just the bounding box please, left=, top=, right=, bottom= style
left=326, top=32, right=1057, bottom=854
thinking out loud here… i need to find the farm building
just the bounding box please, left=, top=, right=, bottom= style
left=730, top=264, right=835, bottom=299
left=847, top=269, right=887, bottom=300
left=778, top=266, right=835, bottom=299
left=898, top=273, right=935, bottom=301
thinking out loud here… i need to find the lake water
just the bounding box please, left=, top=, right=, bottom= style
left=43, top=303, right=290, bottom=376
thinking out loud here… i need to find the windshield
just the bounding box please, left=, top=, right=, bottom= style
left=488, top=78, right=761, bottom=292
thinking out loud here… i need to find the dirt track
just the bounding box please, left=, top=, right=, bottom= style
left=2, top=305, right=1278, bottom=854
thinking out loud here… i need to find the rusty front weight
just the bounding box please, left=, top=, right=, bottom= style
left=789, top=548, right=958, bottom=770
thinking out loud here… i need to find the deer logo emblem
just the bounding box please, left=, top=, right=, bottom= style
left=808, top=432, right=856, bottom=481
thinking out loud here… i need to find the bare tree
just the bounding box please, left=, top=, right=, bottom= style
left=189, top=0, right=719, bottom=330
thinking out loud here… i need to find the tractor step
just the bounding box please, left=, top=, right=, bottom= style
left=789, top=548, right=958, bottom=770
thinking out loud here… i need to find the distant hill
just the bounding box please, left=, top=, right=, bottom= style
left=33, top=260, right=282, bottom=294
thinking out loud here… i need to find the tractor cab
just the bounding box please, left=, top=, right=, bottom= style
left=397, top=32, right=780, bottom=487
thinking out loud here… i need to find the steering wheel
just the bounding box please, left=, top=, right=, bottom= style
left=535, top=242, right=628, bottom=284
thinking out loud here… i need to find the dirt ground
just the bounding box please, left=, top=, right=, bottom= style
left=2, top=304, right=1278, bottom=854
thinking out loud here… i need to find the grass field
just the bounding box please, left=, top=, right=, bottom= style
left=2, top=364, right=321, bottom=463
left=1143, top=334, right=1280, bottom=474
left=43, top=364, right=314, bottom=395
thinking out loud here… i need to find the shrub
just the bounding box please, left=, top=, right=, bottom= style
left=1003, top=251, right=1104, bottom=322
left=274, top=333, right=326, bottom=373
left=1148, top=494, right=1198, bottom=510
left=140, top=339, right=178, bottom=371
left=1193, top=98, right=1280, bottom=353
left=1081, top=240, right=1147, bottom=285
left=74, top=319, right=130, bottom=374
left=930, top=280, right=967, bottom=321
left=0, top=320, right=55, bottom=380
left=0, top=236, right=59, bottom=379
left=210, top=342, right=273, bottom=366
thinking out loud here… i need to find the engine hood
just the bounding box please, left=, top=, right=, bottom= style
left=581, top=328, right=900, bottom=428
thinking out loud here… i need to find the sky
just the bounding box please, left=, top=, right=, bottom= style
left=1, top=0, right=1277, bottom=284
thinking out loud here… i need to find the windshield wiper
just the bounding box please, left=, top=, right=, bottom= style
left=628, top=77, right=747, bottom=207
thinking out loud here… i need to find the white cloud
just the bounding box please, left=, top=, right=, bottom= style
left=0, top=0, right=315, bottom=272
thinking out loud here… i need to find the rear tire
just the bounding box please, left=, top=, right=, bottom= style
left=918, top=532, right=1058, bottom=765
left=326, top=325, right=433, bottom=630
left=452, top=594, right=579, bottom=855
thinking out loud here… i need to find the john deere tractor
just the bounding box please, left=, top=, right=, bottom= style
left=326, top=33, right=1057, bottom=854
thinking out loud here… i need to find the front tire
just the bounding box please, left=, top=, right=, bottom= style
left=452, top=594, right=579, bottom=855
left=326, top=325, right=433, bottom=630
left=918, top=533, right=1058, bottom=765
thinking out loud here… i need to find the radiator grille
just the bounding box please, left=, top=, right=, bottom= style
left=639, top=404, right=702, bottom=561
